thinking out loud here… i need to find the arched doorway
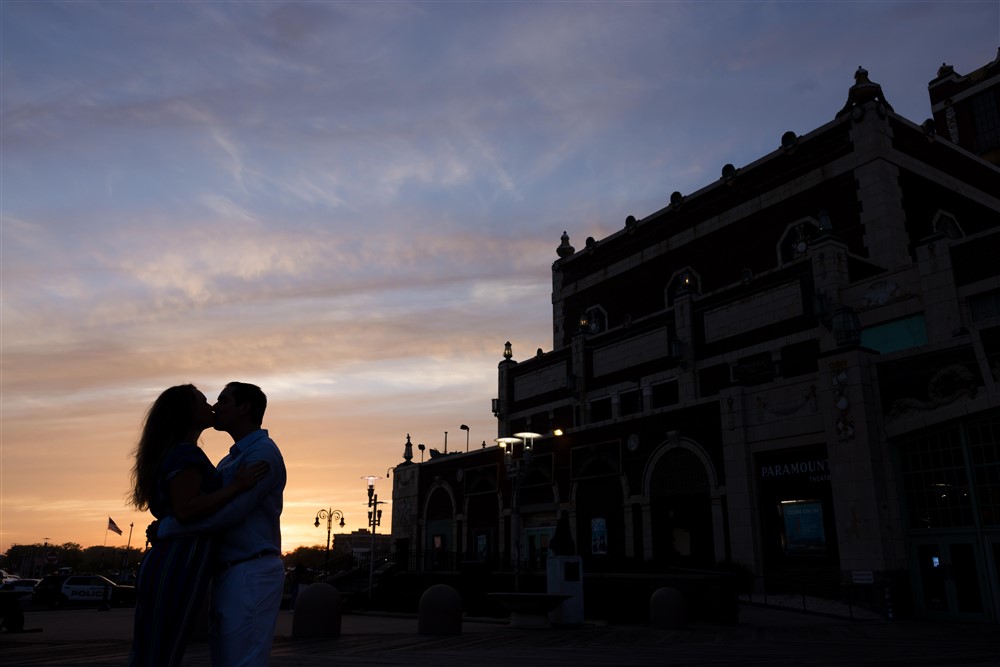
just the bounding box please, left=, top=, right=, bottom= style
left=519, top=455, right=558, bottom=573
left=649, top=446, right=715, bottom=568
left=574, top=460, right=626, bottom=572
left=465, top=492, right=500, bottom=564
left=424, top=485, right=455, bottom=570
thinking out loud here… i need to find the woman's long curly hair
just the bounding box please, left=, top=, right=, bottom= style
left=128, top=384, right=202, bottom=511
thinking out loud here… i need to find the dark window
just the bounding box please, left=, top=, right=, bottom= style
left=590, top=397, right=612, bottom=422
left=464, top=465, right=499, bottom=496
left=583, top=306, right=607, bottom=334
left=699, top=363, right=731, bottom=397
left=969, top=413, right=1000, bottom=526
left=952, top=234, right=1000, bottom=287
left=899, top=426, right=975, bottom=529
left=530, top=411, right=550, bottom=434
left=970, top=289, right=1000, bottom=322
left=780, top=340, right=819, bottom=377
left=620, top=389, right=642, bottom=416
left=971, top=90, right=1000, bottom=154
left=553, top=404, right=574, bottom=431
left=651, top=380, right=679, bottom=408
left=981, top=326, right=1000, bottom=383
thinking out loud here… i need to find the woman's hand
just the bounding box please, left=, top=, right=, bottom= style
left=233, top=461, right=269, bottom=491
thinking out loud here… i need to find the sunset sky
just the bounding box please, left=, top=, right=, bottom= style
left=2, top=1, right=998, bottom=557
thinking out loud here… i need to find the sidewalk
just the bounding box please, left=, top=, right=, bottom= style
left=737, top=592, right=886, bottom=620
left=2, top=604, right=997, bottom=666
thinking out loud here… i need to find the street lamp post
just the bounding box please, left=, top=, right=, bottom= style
left=496, top=436, right=521, bottom=591
left=363, top=476, right=384, bottom=598
left=314, top=508, right=345, bottom=579
left=495, top=433, right=539, bottom=592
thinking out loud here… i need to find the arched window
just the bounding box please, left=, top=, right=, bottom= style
left=932, top=210, right=964, bottom=240
left=580, top=305, right=607, bottom=334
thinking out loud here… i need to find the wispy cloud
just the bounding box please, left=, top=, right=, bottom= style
left=2, top=0, right=996, bottom=552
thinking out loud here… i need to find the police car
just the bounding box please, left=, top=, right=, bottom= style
left=0, top=578, right=39, bottom=599
left=33, top=574, right=135, bottom=607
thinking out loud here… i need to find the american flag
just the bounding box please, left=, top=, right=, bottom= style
left=107, top=517, right=123, bottom=535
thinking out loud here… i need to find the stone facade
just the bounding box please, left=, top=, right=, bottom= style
left=391, top=62, right=1000, bottom=622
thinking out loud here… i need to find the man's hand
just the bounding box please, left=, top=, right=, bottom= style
left=233, top=461, right=270, bottom=491
left=146, top=519, right=160, bottom=545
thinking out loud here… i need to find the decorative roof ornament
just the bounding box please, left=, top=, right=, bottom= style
left=836, top=66, right=894, bottom=119
left=780, top=130, right=799, bottom=153
left=403, top=433, right=414, bottom=463
left=556, top=231, right=575, bottom=258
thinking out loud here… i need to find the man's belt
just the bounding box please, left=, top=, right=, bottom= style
left=217, top=550, right=279, bottom=572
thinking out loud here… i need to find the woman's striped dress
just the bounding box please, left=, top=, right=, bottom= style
left=129, top=444, right=220, bottom=667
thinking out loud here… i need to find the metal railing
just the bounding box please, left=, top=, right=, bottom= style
left=741, top=574, right=891, bottom=620
left=318, top=547, right=886, bottom=618
left=382, top=549, right=553, bottom=574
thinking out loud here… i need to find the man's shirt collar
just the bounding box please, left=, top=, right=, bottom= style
left=229, top=428, right=268, bottom=457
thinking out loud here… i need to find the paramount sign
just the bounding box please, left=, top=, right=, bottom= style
left=760, top=458, right=830, bottom=482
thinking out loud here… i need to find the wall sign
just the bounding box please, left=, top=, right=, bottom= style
left=780, top=500, right=827, bottom=554
left=760, top=458, right=830, bottom=483
left=591, top=517, right=607, bottom=555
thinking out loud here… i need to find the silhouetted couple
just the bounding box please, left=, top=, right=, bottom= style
left=128, top=382, right=286, bottom=667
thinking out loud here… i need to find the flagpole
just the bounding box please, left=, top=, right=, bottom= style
left=122, top=523, right=134, bottom=582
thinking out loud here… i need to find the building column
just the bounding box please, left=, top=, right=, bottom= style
left=820, top=347, right=907, bottom=581
left=720, top=386, right=759, bottom=572
left=711, top=494, right=726, bottom=564
left=849, top=105, right=911, bottom=271
left=622, top=501, right=635, bottom=558
left=640, top=499, right=654, bottom=561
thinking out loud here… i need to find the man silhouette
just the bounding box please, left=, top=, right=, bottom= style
left=158, top=382, right=286, bottom=667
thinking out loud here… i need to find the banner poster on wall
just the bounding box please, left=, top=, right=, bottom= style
left=780, top=500, right=827, bottom=554
left=591, top=517, right=608, bottom=555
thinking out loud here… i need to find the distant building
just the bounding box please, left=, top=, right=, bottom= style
left=334, top=528, right=393, bottom=557
left=391, top=58, right=1000, bottom=622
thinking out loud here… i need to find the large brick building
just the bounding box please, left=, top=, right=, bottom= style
left=390, top=57, right=1000, bottom=622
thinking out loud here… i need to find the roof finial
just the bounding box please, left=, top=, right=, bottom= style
left=836, top=65, right=894, bottom=119
left=556, top=231, right=575, bottom=258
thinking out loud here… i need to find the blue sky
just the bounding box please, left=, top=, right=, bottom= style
left=2, top=0, right=998, bottom=553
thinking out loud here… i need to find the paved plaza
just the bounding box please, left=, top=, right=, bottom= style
left=2, top=603, right=998, bottom=666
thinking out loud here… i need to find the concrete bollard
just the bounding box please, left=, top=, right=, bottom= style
left=418, top=584, right=463, bottom=636
left=649, top=586, right=688, bottom=629
left=292, top=583, right=342, bottom=639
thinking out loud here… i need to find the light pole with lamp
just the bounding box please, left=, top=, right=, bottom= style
left=314, top=508, right=345, bottom=579
left=460, top=424, right=470, bottom=452
left=513, top=432, right=541, bottom=584
left=363, top=476, right=385, bottom=598
left=496, top=433, right=540, bottom=592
